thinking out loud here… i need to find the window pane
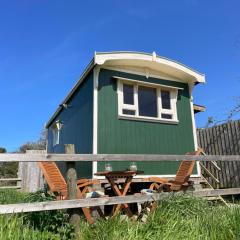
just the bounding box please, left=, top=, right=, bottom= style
left=161, top=114, right=172, bottom=119
left=138, top=86, right=157, bottom=117
left=122, top=109, right=135, bottom=115
left=123, top=84, right=134, bottom=105
left=161, top=90, right=171, bottom=109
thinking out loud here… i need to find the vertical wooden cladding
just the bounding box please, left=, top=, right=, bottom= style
left=47, top=72, right=94, bottom=179
left=197, top=120, right=240, bottom=188
left=97, top=69, right=196, bottom=175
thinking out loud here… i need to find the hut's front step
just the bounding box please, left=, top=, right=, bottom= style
left=192, top=177, right=208, bottom=191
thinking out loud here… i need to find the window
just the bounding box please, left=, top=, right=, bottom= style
left=161, top=90, right=171, bottom=109
left=118, top=79, right=178, bottom=123
left=138, top=86, right=157, bottom=117
left=123, top=84, right=134, bottom=105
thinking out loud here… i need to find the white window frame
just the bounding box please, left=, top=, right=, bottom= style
left=117, top=79, right=179, bottom=124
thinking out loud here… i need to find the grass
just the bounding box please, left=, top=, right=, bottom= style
left=0, top=189, right=29, bottom=204
left=1, top=190, right=240, bottom=239
left=0, top=216, right=60, bottom=240
left=0, top=189, right=74, bottom=239
left=78, top=195, right=240, bottom=240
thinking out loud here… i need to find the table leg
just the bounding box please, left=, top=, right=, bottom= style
left=107, top=176, right=133, bottom=217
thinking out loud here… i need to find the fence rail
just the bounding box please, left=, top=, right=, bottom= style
left=0, top=154, right=240, bottom=162
left=1, top=188, right=240, bottom=214
left=1, top=152, right=240, bottom=229
left=0, top=178, right=22, bottom=190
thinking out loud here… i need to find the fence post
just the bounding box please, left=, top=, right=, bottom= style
left=65, top=144, right=80, bottom=233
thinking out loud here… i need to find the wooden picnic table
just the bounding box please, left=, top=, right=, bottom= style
left=95, top=170, right=144, bottom=217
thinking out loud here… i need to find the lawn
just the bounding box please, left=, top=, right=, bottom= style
left=0, top=189, right=240, bottom=240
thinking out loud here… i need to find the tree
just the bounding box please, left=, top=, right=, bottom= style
left=0, top=147, right=6, bottom=153
left=0, top=147, right=18, bottom=179
left=205, top=99, right=240, bottom=128
left=19, top=129, right=47, bottom=153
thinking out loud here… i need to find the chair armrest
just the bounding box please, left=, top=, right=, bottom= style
left=77, top=179, right=100, bottom=187
left=77, top=178, right=89, bottom=184
left=147, top=177, right=169, bottom=183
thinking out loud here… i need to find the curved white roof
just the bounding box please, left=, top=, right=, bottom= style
left=95, top=51, right=205, bottom=83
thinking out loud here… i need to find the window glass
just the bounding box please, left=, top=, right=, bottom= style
left=161, top=114, right=172, bottom=119
left=161, top=90, right=171, bottom=109
left=123, top=84, right=134, bottom=105
left=138, top=86, right=157, bottom=117
left=122, top=109, right=135, bottom=115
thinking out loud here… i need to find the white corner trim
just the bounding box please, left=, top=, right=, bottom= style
left=188, top=83, right=201, bottom=177
left=188, top=83, right=198, bottom=150
left=92, top=66, right=100, bottom=178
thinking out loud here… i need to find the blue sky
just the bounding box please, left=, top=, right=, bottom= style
left=0, top=1, right=240, bottom=152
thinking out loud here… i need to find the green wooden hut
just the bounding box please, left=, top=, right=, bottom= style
left=45, top=51, right=205, bottom=179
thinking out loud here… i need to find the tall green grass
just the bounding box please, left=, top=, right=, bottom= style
left=0, top=189, right=74, bottom=239
left=1, top=190, right=240, bottom=240
left=0, top=215, right=60, bottom=240
left=0, top=189, right=28, bottom=204
left=78, top=195, right=240, bottom=240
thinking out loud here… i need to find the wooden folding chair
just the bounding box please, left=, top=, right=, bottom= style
left=148, top=148, right=204, bottom=192
left=38, top=161, right=103, bottom=224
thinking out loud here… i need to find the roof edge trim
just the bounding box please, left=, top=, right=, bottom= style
left=95, top=51, right=205, bottom=83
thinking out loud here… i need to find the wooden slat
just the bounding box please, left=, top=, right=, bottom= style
left=219, top=124, right=227, bottom=187
left=1, top=188, right=240, bottom=214
left=235, top=121, right=240, bottom=185
left=218, top=125, right=226, bottom=188
left=207, top=127, right=215, bottom=186
left=0, top=154, right=240, bottom=162
left=231, top=121, right=240, bottom=187
left=223, top=123, right=231, bottom=187
left=227, top=122, right=236, bottom=187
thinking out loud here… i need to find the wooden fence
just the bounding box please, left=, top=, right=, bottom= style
left=197, top=120, right=240, bottom=188
left=1, top=188, right=240, bottom=214
left=0, top=178, right=21, bottom=190
left=1, top=153, right=240, bottom=229
left=18, top=150, right=45, bottom=192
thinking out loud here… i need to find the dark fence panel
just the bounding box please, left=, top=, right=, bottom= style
left=197, top=120, right=240, bottom=188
